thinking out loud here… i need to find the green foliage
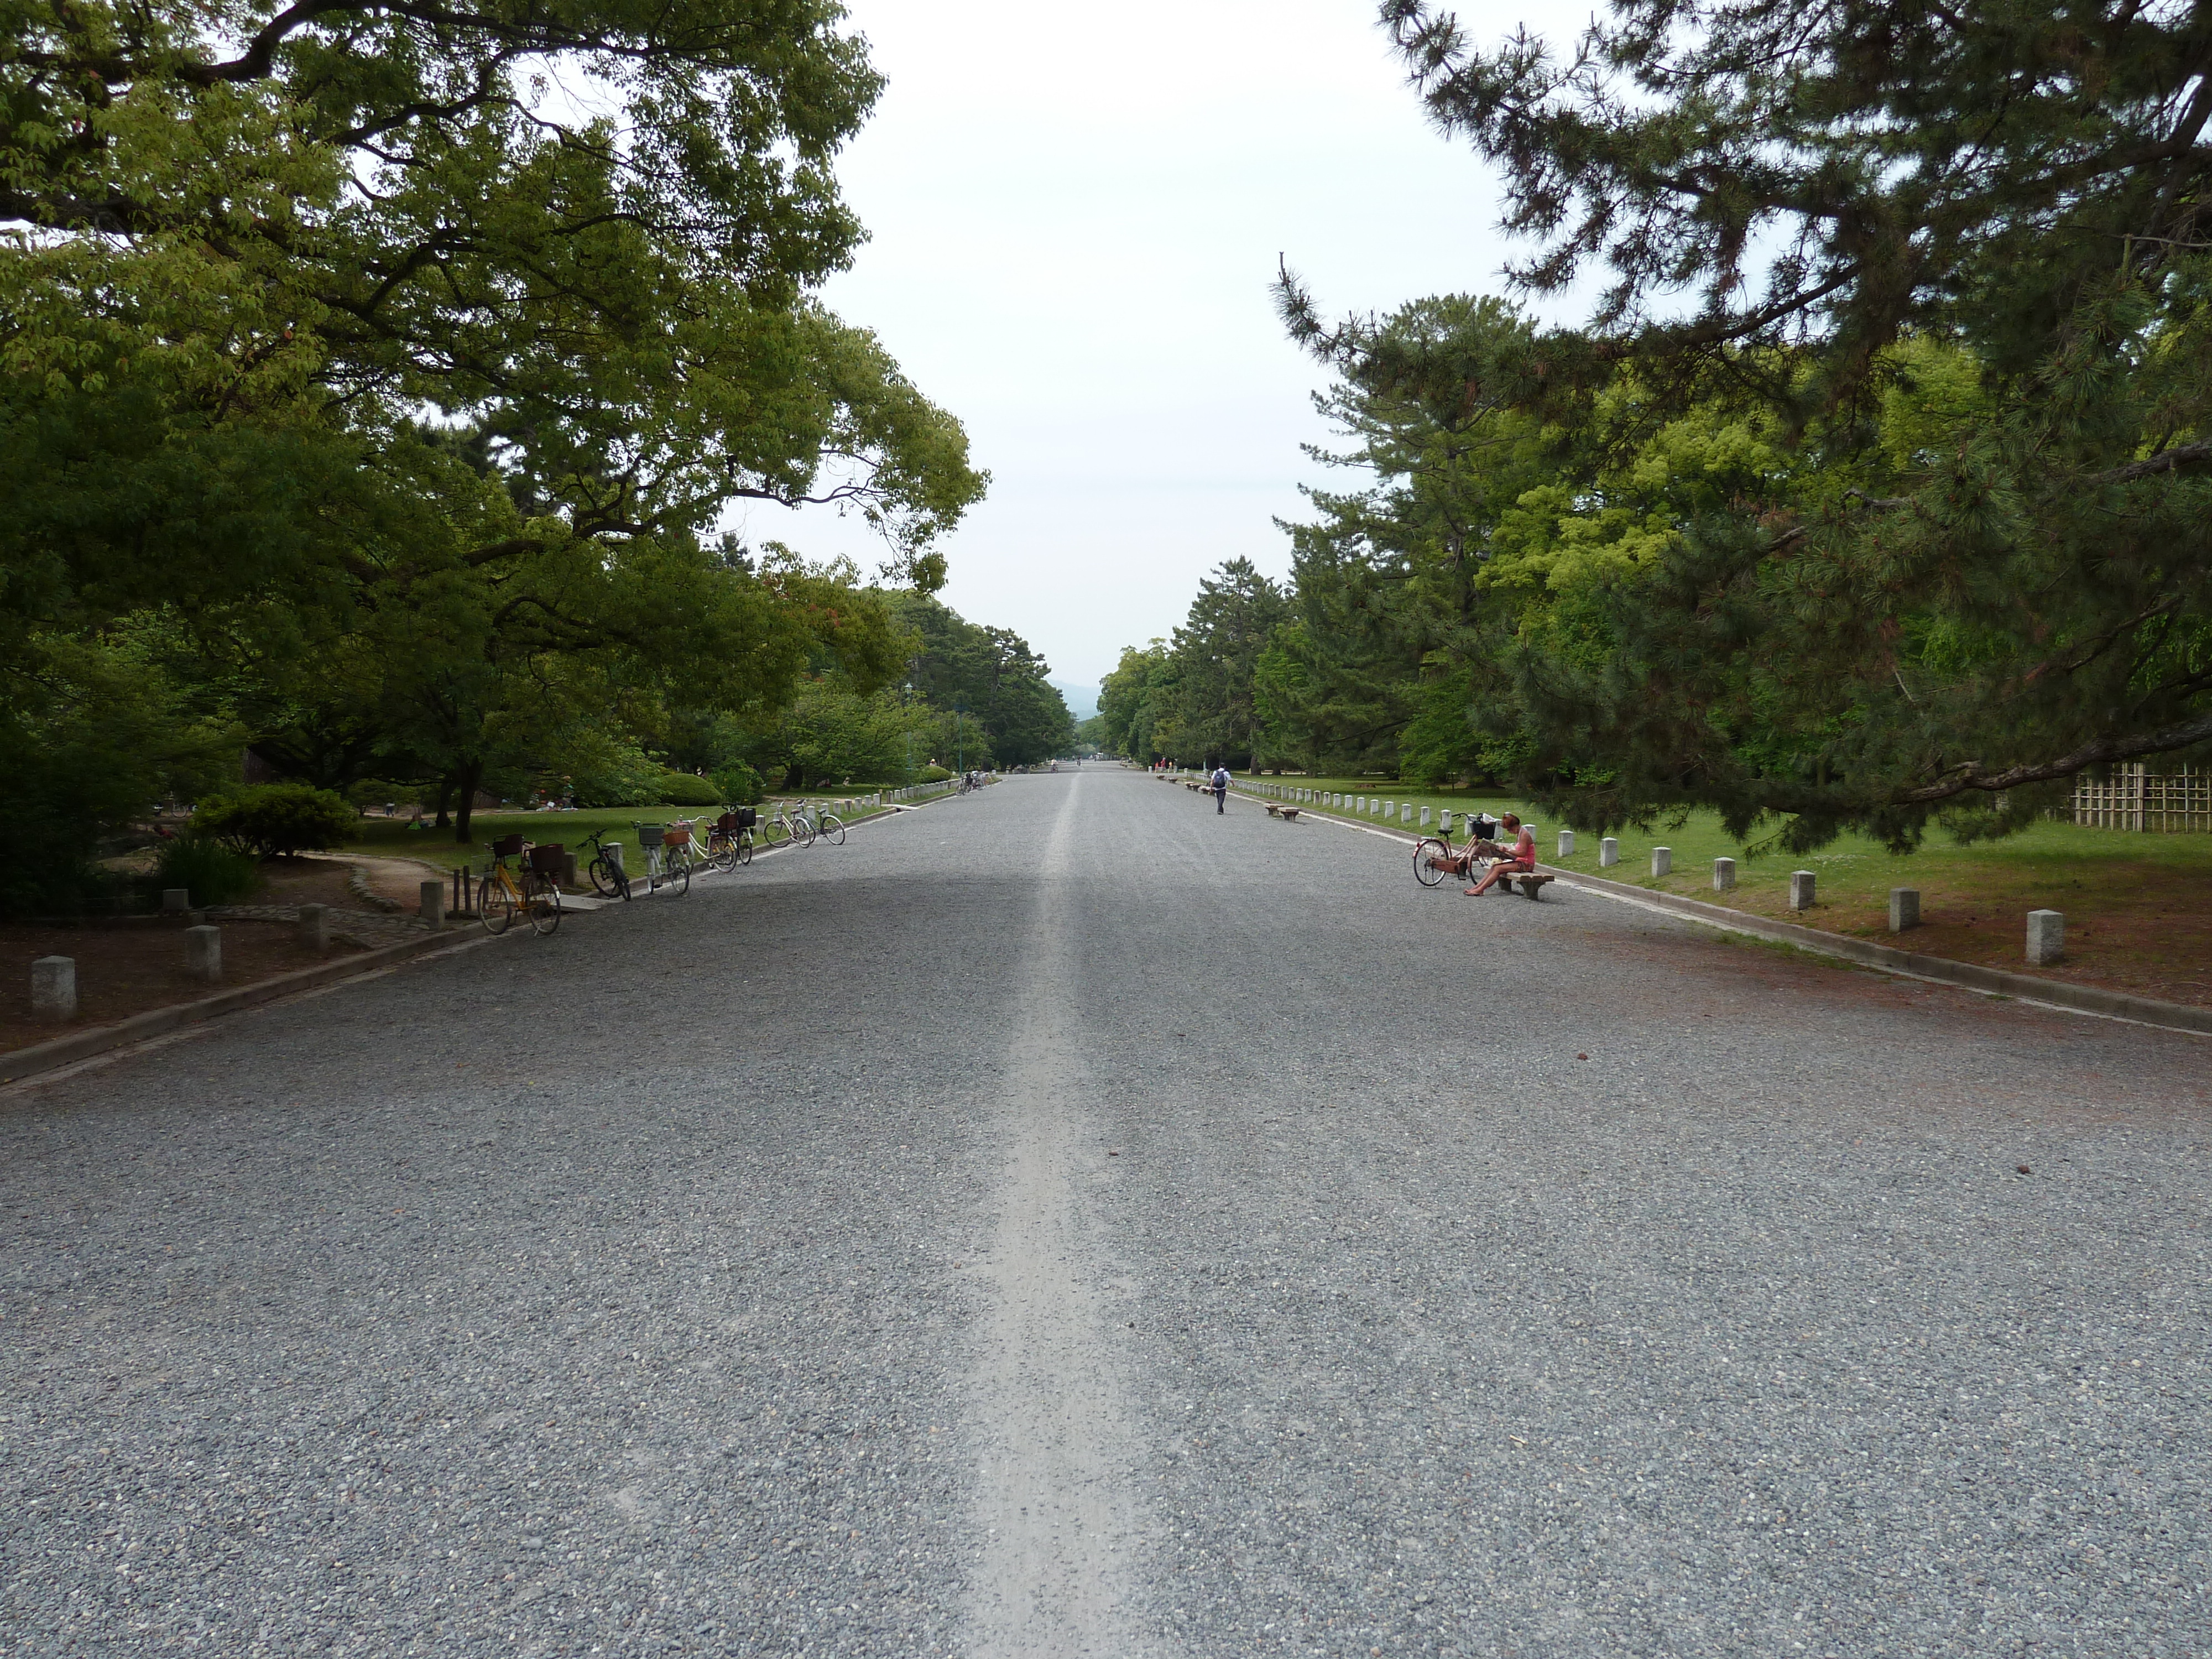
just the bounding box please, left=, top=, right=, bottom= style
left=916, top=765, right=952, bottom=784
left=888, top=596, right=1074, bottom=766
left=1098, top=643, right=1176, bottom=761
left=726, top=682, right=937, bottom=788
left=1197, top=2, right=2212, bottom=847
left=711, top=760, right=765, bottom=806
left=656, top=773, right=724, bottom=807
left=0, top=0, right=989, bottom=854
left=192, top=784, right=356, bottom=859
left=150, top=836, right=262, bottom=907
left=0, top=630, right=239, bottom=916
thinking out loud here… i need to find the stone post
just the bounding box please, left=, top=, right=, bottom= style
left=297, top=903, right=329, bottom=950
left=1713, top=857, right=1736, bottom=891
left=1652, top=847, right=1672, bottom=878
left=1439, top=811, right=1453, bottom=834
left=1420, top=806, right=1431, bottom=828
left=420, top=880, right=445, bottom=928
left=604, top=842, right=627, bottom=886
left=184, top=925, right=221, bottom=983
left=1558, top=830, right=1575, bottom=858
left=1888, top=889, right=1920, bottom=932
left=1789, top=870, right=1817, bottom=911
left=2026, top=909, right=2065, bottom=966
left=557, top=849, right=578, bottom=889
left=161, top=888, right=191, bottom=915
left=32, top=956, right=76, bottom=1020
left=1599, top=837, right=1619, bottom=868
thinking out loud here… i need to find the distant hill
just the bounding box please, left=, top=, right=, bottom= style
left=1048, top=678, right=1099, bottom=723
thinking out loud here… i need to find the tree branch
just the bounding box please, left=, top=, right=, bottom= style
left=1896, top=708, right=2212, bottom=802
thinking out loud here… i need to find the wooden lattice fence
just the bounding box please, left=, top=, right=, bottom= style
left=2072, top=764, right=2212, bottom=832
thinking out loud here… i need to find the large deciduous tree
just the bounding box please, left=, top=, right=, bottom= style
left=1, top=0, right=987, bottom=881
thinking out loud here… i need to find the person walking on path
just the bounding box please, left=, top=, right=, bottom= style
left=1209, top=764, right=1231, bottom=814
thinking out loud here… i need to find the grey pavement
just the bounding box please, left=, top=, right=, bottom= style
left=3, top=769, right=2208, bottom=1657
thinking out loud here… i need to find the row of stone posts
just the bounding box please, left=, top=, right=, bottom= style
left=27, top=903, right=346, bottom=1025
left=1240, top=781, right=2072, bottom=968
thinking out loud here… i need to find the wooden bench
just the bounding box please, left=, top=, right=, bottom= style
left=1488, top=871, right=1556, bottom=899
left=1265, top=802, right=1281, bottom=817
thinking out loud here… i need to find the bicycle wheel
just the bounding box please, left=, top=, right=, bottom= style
left=588, top=852, right=622, bottom=898
left=792, top=815, right=817, bottom=848
left=665, top=849, right=691, bottom=895
left=481, top=880, right=515, bottom=935
left=735, top=828, right=754, bottom=866
left=1414, top=838, right=1448, bottom=886
left=709, top=832, right=737, bottom=874
left=529, top=881, right=562, bottom=935
left=817, top=813, right=845, bottom=846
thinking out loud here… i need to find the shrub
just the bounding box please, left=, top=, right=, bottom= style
left=562, top=738, right=665, bottom=808
left=656, top=771, right=723, bottom=806
left=916, top=765, right=951, bottom=783
left=149, top=835, right=262, bottom=906
left=710, top=760, right=764, bottom=805
left=193, top=783, right=356, bottom=858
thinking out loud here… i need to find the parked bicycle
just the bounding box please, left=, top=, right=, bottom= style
left=481, top=833, right=562, bottom=935
left=581, top=827, right=630, bottom=900
left=632, top=821, right=692, bottom=895
left=759, top=801, right=815, bottom=850
left=794, top=798, right=846, bottom=846
left=1412, top=813, right=1504, bottom=888
left=704, top=806, right=755, bottom=871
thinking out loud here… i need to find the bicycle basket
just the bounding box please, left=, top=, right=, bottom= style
left=664, top=826, right=693, bottom=847
left=490, top=833, right=527, bottom=857
left=635, top=823, right=666, bottom=847
left=736, top=806, right=758, bottom=829
left=525, top=843, right=565, bottom=874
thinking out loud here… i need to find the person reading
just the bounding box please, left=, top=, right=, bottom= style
left=1465, top=812, right=1536, bottom=896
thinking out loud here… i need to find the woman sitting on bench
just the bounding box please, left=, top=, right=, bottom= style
left=1465, top=812, right=1536, bottom=896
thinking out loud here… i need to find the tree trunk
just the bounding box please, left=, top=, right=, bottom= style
left=452, top=758, right=486, bottom=844
left=433, top=772, right=454, bottom=829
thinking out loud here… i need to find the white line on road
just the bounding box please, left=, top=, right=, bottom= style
left=964, top=770, right=1152, bottom=1659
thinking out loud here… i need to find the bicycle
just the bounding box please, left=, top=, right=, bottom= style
left=632, top=821, right=692, bottom=895
left=795, top=798, right=845, bottom=846
left=703, top=807, right=755, bottom=872
left=480, top=834, right=562, bottom=935
left=760, top=801, right=815, bottom=849
left=581, top=827, right=630, bottom=900
left=1412, top=814, right=1505, bottom=888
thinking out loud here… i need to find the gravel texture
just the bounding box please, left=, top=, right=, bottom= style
left=3, top=769, right=2208, bottom=1657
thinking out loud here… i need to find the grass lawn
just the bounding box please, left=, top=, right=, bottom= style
left=1240, top=774, right=2212, bottom=1008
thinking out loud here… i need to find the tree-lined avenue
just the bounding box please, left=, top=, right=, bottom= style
left=3, top=770, right=2206, bottom=1655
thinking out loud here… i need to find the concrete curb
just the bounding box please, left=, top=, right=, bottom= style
left=2, top=925, right=487, bottom=1086
left=1234, top=786, right=2212, bottom=1040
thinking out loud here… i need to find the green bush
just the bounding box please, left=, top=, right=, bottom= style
left=709, top=759, right=763, bottom=805
left=916, top=764, right=951, bottom=783
left=656, top=771, right=723, bottom=806
left=149, top=835, right=262, bottom=906
left=193, top=783, right=356, bottom=858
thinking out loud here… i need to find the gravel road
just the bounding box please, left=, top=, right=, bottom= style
left=4, top=769, right=2208, bottom=1657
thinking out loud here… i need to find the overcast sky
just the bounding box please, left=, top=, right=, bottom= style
left=750, top=0, right=1547, bottom=692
